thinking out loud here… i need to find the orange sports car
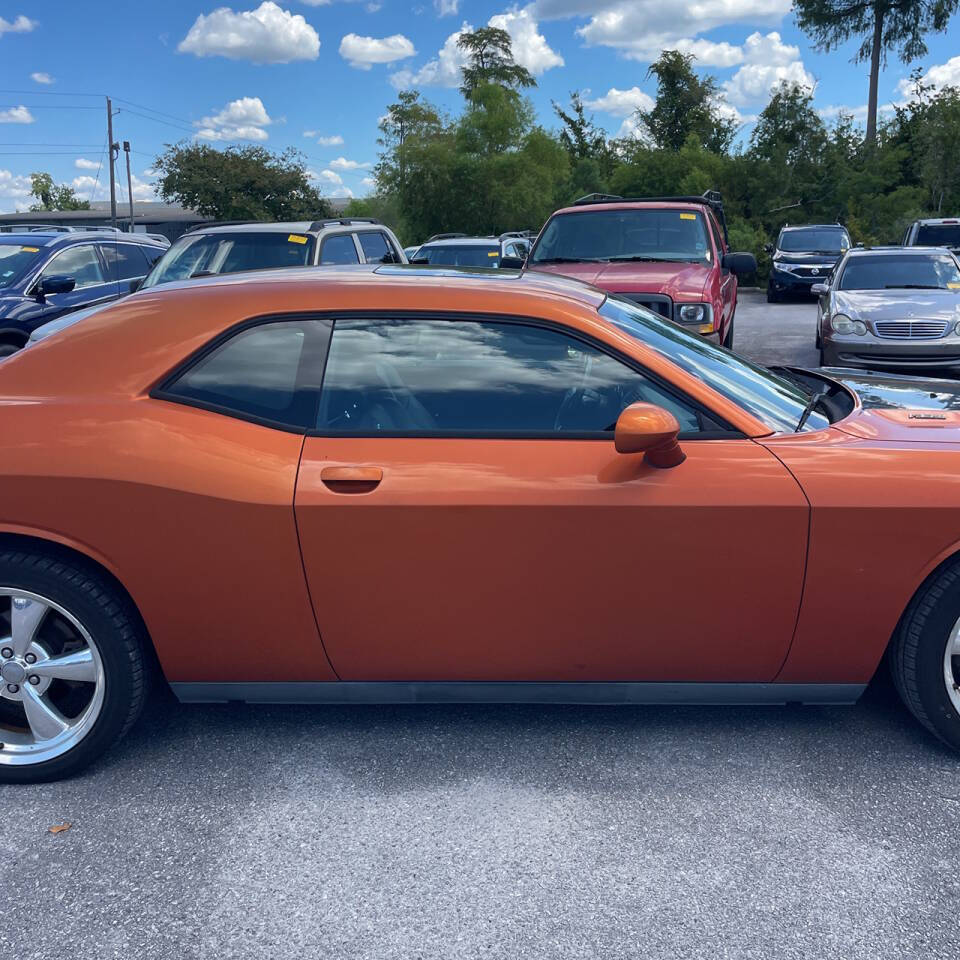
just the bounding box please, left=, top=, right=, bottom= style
left=2, top=264, right=960, bottom=781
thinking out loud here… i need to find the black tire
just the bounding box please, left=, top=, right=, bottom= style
left=0, top=549, right=148, bottom=782
left=766, top=285, right=779, bottom=303
left=890, top=560, right=960, bottom=751
left=722, top=314, right=735, bottom=349
left=0, top=342, right=23, bottom=359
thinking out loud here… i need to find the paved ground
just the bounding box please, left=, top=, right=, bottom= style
left=3, top=290, right=960, bottom=960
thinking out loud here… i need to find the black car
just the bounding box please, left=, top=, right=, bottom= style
left=766, top=224, right=851, bottom=302
left=0, top=231, right=166, bottom=356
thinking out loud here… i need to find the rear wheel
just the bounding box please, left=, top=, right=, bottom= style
left=891, top=560, right=960, bottom=751
left=0, top=550, right=147, bottom=782
left=766, top=284, right=779, bottom=304
left=0, top=341, right=23, bottom=359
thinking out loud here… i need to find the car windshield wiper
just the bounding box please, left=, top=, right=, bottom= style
left=884, top=284, right=940, bottom=289
left=532, top=257, right=608, bottom=264
left=795, top=389, right=830, bottom=432
left=190, top=269, right=215, bottom=278
left=606, top=255, right=689, bottom=263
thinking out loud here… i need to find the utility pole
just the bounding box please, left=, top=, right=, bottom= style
left=123, top=141, right=134, bottom=231
left=106, top=96, right=117, bottom=229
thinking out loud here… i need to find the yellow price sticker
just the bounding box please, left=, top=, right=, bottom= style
left=22, top=246, right=39, bottom=252
left=288, top=234, right=308, bottom=244
left=488, top=251, right=499, bottom=257
left=949, top=283, right=960, bottom=289
left=679, top=213, right=696, bottom=220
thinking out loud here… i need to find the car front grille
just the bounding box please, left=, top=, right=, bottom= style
left=874, top=320, right=951, bottom=340
left=614, top=293, right=672, bottom=319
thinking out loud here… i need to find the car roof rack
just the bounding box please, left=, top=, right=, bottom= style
left=185, top=220, right=257, bottom=233
left=571, top=190, right=728, bottom=244
left=308, top=217, right=381, bottom=229
left=425, top=232, right=468, bottom=242
left=498, top=230, right=534, bottom=240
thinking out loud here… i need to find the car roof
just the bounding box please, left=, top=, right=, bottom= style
left=550, top=200, right=711, bottom=216
left=0, top=231, right=164, bottom=248
left=192, top=220, right=387, bottom=237
left=914, top=218, right=960, bottom=225
left=418, top=237, right=501, bottom=247
left=844, top=245, right=952, bottom=256
left=780, top=224, right=847, bottom=231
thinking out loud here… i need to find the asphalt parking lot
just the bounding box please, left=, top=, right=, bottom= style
left=3, top=289, right=960, bottom=960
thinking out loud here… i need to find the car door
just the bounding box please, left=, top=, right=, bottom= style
left=294, top=314, right=809, bottom=683
left=33, top=242, right=119, bottom=319
left=356, top=230, right=399, bottom=264
left=707, top=213, right=735, bottom=329
left=98, top=241, right=151, bottom=293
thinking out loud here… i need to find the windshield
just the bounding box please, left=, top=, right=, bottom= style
left=0, top=240, right=45, bottom=289
left=778, top=229, right=849, bottom=254
left=916, top=224, right=960, bottom=248
left=599, top=296, right=829, bottom=433
left=142, top=231, right=315, bottom=289
left=530, top=209, right=712, bottom=265
left=838, top=254, right=960, bottom=290
left=416, top=244, right=501, bottom=267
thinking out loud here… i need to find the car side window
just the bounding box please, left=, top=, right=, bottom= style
left=40, top=244, right=105, bottom=289
left=160, top=320, right=327, bottom=430
left=316, top=317, right=712, bottom=435
left=706, top=215, right=723, bottom=260
left=356, top=231, right=392, bottom=263
left=100, top=243, right=150, bottom=282
left=320, top=234, right=360, bottom=265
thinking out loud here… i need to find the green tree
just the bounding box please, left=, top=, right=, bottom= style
left=153, top=143, right=331, bottom=220
left=793, top=0, right=959, bottom=144
left=28, top=172, right=91, bottom=211
left=376, top=90, right=443, bottom=192
left=637, top=51, right=738, bottom=153
left=457, top=27, right=536, bottom=99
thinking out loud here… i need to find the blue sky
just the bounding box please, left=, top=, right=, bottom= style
left=2, top=1, right=959, bottom=212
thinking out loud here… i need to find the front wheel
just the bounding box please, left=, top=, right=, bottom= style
left=891, top=560, right=960, bottom=751
left=0, top=550, right=148, bottom=782
left=766, top=284, right=779, bottom=304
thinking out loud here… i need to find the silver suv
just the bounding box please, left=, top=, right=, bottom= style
left=140, top=218, right=406, bottom=290
left=902, top=218, right=960, bottom=257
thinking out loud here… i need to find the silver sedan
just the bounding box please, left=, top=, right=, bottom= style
left=815, top=246, right=960, bottom=373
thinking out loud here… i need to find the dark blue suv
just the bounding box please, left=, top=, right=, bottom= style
left=0, top=231, right=166, bottom=356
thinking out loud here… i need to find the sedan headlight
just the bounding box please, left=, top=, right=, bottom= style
left=831, top=313, right=866, bottom=336
left=675, top=302, right=714, bottom=333
left=954, top=320, right=960, bottom=336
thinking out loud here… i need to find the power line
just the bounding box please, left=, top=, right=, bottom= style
left=0, top=142, right=103, bottom=147
left=114, top=108, right=194, bottom=134
left=0, top=104, right=102, bottom=110
left=0, top=88, right=102, bottom=97
left=111, top=97, right=194, bottom=128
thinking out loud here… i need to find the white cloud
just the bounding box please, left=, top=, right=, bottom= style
left=584, top=86, right=654, bottom=117
left=310, top=168, right=354, bottom=197
left=0, top=106, right=34, bottom=124
left=0, top=14, right=36, bottom=37
left=361, top=175, right=376, bottom=188
left=897, top=55, right=960, bottom=99
left=488, top=7, right=563, bottom=75
left=72, top=171, right=156, bottom=204
left=391, top=22, right=471, bottom=89
left=722, top=32, right=814, bottom=106
left=304, top=131, right=344, bottom=145
left=30, top=71, right=54, bottom=84
left=339, top=33, right=416, bottom=69
left=195, top=96, right=272, bottom=141
left=315, top=168, right=343, bottom=185
left=178, top=2, right=320, bottom=64
left=391, top=8, right=561, bottom=89
left=0, top=169, right=32, bottom=213
left=675, top=38, right=744, bottom=68
left=435, top=0, right=458, bottom=14
left=365, top=2, right=382, bottom=12
left=75, top=157, right=101, bottom=170
left=329, top=156, right=371, bottom=170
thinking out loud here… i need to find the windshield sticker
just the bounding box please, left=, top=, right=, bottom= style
left=949, top=283, right=960, bottom=289
left=487, top=251, right=499, bottom=257
left=21, top=246, right=39, bottom=252
left=287, top=234, right=308, bottom=244
left=679, top=213, right=696, bottom=220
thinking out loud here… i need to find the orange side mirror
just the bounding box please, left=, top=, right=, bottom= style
left=614, top=403, right=686, bottom=468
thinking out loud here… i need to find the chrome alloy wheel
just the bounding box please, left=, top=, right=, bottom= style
left=945, top=616, right=960, bottom=717
left=0, top=589, right=105, bottom=766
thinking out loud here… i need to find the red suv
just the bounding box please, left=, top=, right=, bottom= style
left=524, top=192, right=756, bottom=348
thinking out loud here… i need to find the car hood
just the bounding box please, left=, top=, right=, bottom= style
left=819, top=367, right=960, bottom=441
left=528, top=260, right=711, bottom=300
left=835, top=289, right=960, bottom=324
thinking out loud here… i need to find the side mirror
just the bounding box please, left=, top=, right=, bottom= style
left=810, top=282, right=828, bottom=295
left=36, top=275, right=77, bottom=298
left=410, top=256, right=430, bottom=265
left=499, top=256, right=526, bottom=270
left=614, top=403, right=685, bottom=469
left=129, top=278, right=143, bottom=293
left=380, top=252, right=400, bottom=264
left=722, top=252, right=757, bottom=276
left=764, top=243, right=774, bottom=254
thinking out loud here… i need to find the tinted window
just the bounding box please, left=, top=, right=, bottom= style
left=530, top=210, right=711, bottom=265
left=41, top=244, right=105, bottom=289
left=600, top=296, right=828, bottom=433
left=416, top=244, right=501, bottom=267
left=164, top=321, right=323, bottom=429
left=100, top=243, right=150, bottom=281
left=320, top=234, right=360, bottom=265
left=916, top=224, right=960, bottom=247
left=777, top=229, right=849, bottom=254
left=317, top=318, right=708, bottom=435
left=357, top=231, right=392, bottom=263
left=142, top=232, right=314, bottom=288
left=838, top=254, right=960, bottom=290
left=0, top=241, right=44, bottom=289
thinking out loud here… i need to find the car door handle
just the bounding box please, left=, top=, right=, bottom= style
left=320, top=466, right=383, bottom=492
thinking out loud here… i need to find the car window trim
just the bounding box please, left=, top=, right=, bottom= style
left=318, top=231, right=362, bottom=266
left=308, top=310, right=743, bottom=441
left=35, top=242, right=111, bottom=292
